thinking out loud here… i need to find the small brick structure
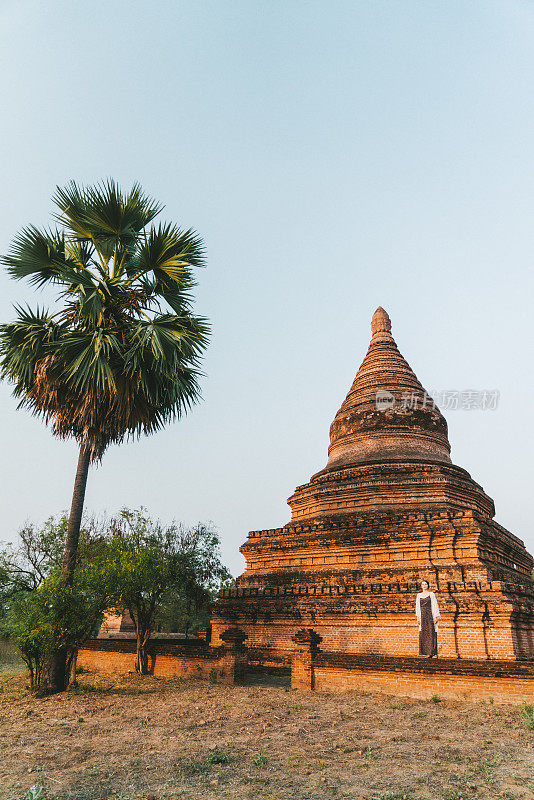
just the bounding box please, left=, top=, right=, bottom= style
left=78, top=630, right=248, bottom=685
left=291, top=628, right=323, bottom=690
left=219, top=627, right=248, bottom=683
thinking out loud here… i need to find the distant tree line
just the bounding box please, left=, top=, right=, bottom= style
left=0, top=508, right=231, bottom=690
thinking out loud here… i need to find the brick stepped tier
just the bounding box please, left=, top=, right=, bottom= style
left=313, top=652, right=534, bottom=677
left=288, top=462, right=494, bottom=520
left=212, top=308, right=534, bottom=661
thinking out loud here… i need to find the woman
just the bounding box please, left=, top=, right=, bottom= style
left=416, top=579, right=440, bottom=657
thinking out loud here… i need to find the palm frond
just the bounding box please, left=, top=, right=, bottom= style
left=73, top=287, right=104, bottom=327
left=53, top=180, right=163, bottom=270
left=0, top=307, right=62, bottom=393
left=125, top=315, right=208, bottom=366
left=2, top=180, right=209, bottom=461
left=131, top=223, right=205, bottom=284
left=1, top=226, right=67, bottom=286
left=52, top=182, right=93, bottom=239
left=58, top=329, right=121, bottom=393
left=64, top=239, right=94, bottom=270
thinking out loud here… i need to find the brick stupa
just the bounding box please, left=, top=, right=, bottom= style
left=212, top=308, right=534, bottom=663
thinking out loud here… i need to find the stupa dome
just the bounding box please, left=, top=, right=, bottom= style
left=286, top=306, right=494, bottom=520
left=327, top=307, right=451, bottom=468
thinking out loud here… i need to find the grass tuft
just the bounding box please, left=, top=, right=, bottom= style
left=21, top=786, right=46, bottom=800
left=207, top=750, right=230, bottom=764
left=68, top=681, right=97, bottom=694
left=521, top=704, right=534, bottom=730
left=253, top=752, right=268, bottom=768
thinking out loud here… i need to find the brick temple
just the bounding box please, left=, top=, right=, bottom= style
left=212, top=308, right=534, bottom=663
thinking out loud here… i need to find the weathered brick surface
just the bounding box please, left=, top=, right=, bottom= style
left=290, top=643, right=534, bottom=701
left=78, top=638, right=241, bottom=683
left=313, top=667, right=534, bottom=703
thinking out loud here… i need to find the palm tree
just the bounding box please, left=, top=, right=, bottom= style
left=0, top=180, right=209, bottom=693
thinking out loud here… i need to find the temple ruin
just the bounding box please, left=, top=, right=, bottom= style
left=212, top=307, right=534, bottom=664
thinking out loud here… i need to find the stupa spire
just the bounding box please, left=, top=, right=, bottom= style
left=371, top=306, right=392, bottom=339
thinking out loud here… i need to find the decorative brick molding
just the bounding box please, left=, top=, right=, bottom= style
left=292, top=628, right=323, bottom=652
left=219, top=627, right=248, bottom=650
left=81, top=638, right=211, bottom=655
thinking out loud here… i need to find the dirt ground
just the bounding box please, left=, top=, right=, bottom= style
left=0, top=668, right=533, bottom=800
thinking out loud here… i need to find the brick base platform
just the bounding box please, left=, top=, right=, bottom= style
left=289, top=631, right=534, bottom=702
left=79, top=635, right=534, bottom=703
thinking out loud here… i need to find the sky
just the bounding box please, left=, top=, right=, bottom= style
left=0, top=0, right=533, bottom=575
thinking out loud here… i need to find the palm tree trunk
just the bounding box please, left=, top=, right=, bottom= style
left=38, top=443, right=91, bottom=695
left=61, top=443, right=91, bottom=584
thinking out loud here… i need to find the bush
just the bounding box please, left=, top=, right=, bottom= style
left=6, top=571, right=111, bottom=690
left=0, top=515, right=116, bottom=691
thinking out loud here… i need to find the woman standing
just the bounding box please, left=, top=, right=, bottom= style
left=416, top=579, right=440, bottom=657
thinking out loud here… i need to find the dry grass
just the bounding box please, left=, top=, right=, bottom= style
left=1, top=668, right=533, bottom=800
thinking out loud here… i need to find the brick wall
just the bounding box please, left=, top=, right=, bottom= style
left=292, top=650, right=534, bottom=703
left=79, top=637, right=534, bottom=704
left=78, top=639, right=241, bottom=684
left=313, top=665, right=534, bottom=703
left=212, top=610, right=526, bottom=663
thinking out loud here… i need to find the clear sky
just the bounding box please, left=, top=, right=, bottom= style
left=0, top=1, right=533, bottom=574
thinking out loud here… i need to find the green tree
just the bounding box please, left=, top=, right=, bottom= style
left=0, top=516, right=68, bottom=594
left=0, top=515, right=115, bottom=689
left=108, top=509, right=230, bottom=673
left=0, top=181, right=209, bottom=693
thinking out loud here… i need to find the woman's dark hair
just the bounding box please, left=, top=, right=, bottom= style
left=420, top=578, right=430, bottom=589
